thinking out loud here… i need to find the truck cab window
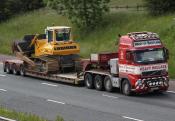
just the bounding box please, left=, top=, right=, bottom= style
left=134, top=48, right=165, bottom=64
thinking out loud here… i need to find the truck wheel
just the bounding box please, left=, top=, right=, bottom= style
left=3, top=64, right=6, bottom=72
left=122, top=79, right=132, bottom=96
left=94, top=75, right=104, bottom=91
left=12, top=64, right=18, bottom=75
left=19, top=65, right=25, bottom=76
left=104, top=76, right=113, bottom=92
left=5, top=63, right=11, bottom=74
left=85, top=73, right=94, bottom=89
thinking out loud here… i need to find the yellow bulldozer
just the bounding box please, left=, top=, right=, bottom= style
left=13, top=26, right=81, bottom=73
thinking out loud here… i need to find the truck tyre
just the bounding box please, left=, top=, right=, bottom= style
left=19, top=65, right=25, bottom=76
left=3, top=64, right=6, bottom=72
left=104, top=76, right=113, bottom=92
left=94, top=75, right=103, bottom=91
left=12, top=64, right=18, bottom=75
left=85, top=73, right=94, bottom=89
left=5, top=63, right=11, bottom=74
left=122, top=79, right=132, bottom=96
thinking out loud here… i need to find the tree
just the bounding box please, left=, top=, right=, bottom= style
left=0, top=0, right=7, bottom=21
left=0, top=0, right=44, bottom=22
left=45, top=0, right=110, bottom=29
left=20, top=0, right=44, bottom=11
left=145, top=0, right=175, bottom=15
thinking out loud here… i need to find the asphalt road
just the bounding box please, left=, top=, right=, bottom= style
left=0, top=64, right=175, bottom=121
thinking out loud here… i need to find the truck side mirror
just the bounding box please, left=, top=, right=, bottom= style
left=164, top=48, right=169, bottom=60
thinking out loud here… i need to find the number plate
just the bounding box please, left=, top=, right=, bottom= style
left=151, top=87, right=159, bottom=91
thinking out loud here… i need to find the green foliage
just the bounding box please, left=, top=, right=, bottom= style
left=110, top=0, right=144, bottom=6
left=0, top=0, right=44, bottom=22
left=45, top=0, right=110, bottom=29
left=145, top=0, right=175, bottom=15
left=56, top=116, right=65, bottom=121
left=0, top=107, right=47, bottom=121
left=0, top=107, right=65, bottom=121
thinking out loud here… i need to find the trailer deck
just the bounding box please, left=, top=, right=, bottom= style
left=3, top=59, right=83, bottom=85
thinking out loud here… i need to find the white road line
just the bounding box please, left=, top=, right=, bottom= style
left=47, top=99, right=65, bottom=105
left=42, top=83, right=58, bottom=87
left=0, top=116, right=16, bottom=121
left=122, top=116, right=144, bottom=121
left=0, top=89, right=7, bottom=92
left=0, top=74, right=6, bottom=77
left=167, top=91, right=175, bottom=94
left=102, top=94, right=118, bottom=99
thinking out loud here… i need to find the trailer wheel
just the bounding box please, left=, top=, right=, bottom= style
left=19, top=65, right=25, bottom=76
left=122, top=79, right=132, bottom=96
left=85, top=73, right=94, bottom=89
left=94, top=75, right=104, bottom=91
left=104, top=76, right=113, bottom=92
left=5, top=63, right=11, bottom=74
left=12, top=64, right=18, bottom=75
left=3, top=64, right=6, bottom=72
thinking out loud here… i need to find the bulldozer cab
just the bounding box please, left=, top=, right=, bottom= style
left=46, top=26, right=71, bottom=43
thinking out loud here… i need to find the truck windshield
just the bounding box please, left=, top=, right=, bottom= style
left=134, top=48, right=165, bottom=64
left=56, top=32, right=70, bottom=41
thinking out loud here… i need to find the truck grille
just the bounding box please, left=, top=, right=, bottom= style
left=145, top=77, right=165, bottom=87
left=142, top=70, right=162, bottom=77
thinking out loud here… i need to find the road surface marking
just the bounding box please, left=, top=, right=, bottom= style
left=167, top=91, right=175, bottom=94
left=102, top=94, right=118, bottom=99
left=122, top=116, right=144, bottom=121
left=0, top=74, right=6, bottom=77
left=42, top=83, right=58, bottom=87
left=0, top=116, right=16, bottom=121
left=47, top=99, right=65, bottom=105
left=0, top=89, right=7, bottom=92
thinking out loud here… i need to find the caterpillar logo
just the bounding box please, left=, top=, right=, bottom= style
left=54, top=46, right=77, bottom=50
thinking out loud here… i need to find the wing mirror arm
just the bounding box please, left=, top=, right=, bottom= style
left=164, top=48, right=169, bottom=60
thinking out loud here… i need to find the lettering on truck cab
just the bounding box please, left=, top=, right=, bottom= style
left=119, top=63, right=168, bottom=75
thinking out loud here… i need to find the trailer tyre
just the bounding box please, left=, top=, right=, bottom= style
left=94, top=75, right=104, bottom=91
left=122, top=79, right=132, bottom=96
left=85, top=73, right=94, bottom=89
left=104, top=76, right=113, bottom=92
left=5, top=63, right=11, bottom=74
left=3, top=64, right=6, bottom=72
left=12, top=64, right=18, bottom=75
left=19, top=65, right=25, bottom=76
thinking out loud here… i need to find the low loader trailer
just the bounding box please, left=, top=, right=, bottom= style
left=3, top=31, right=169, bottom=95
left=3, top=59, right=83, bottom=85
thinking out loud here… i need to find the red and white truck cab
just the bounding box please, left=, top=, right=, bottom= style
left=83, top=32, right=169, bottom=95
left=118, top=32, right=169, bottom=94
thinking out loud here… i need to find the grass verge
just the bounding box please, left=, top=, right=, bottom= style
left=0, top=107, right=64, bottom=121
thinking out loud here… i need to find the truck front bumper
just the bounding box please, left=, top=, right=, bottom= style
left=133, top=76, right=169, bottom=93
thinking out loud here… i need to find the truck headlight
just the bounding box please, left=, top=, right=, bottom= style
left=153, top=82, right=155, bottom=86
left=137, top=79, right=142, bottom=86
